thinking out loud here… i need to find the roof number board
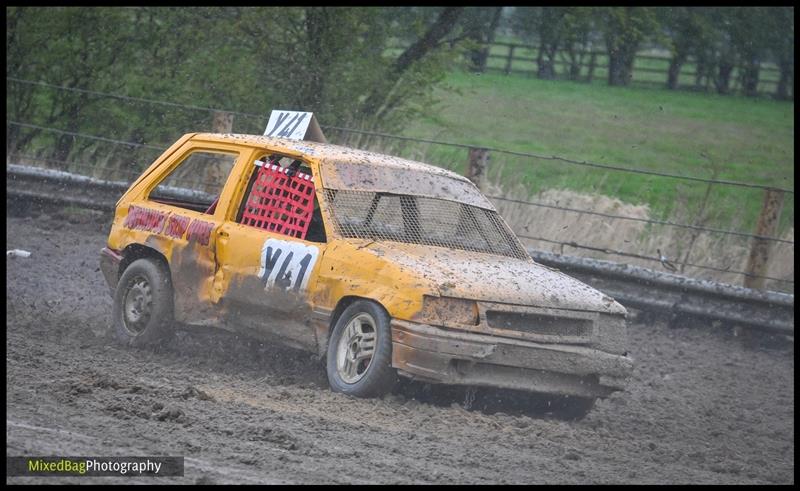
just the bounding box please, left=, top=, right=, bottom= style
left=263, top=110, right=327, bottom=143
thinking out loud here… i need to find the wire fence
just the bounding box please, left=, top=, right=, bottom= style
left=5, top=77, right=795, bottom=291
left=6, top=120, right=792, bottom=246
left=487, top=194, right=793, bottom=244
left=8, top=76, right=793, bottom=193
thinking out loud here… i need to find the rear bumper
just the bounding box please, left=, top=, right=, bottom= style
left=99, top=247, right=122, bottom=296
left=391, top=319, right=633, bottom=399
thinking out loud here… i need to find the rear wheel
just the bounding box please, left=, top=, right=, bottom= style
left=112, top=258, right=174, bottom=347
left=326, top=300, right=396, bottom=398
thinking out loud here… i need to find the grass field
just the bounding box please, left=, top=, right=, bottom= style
left=395, top=70, right=794, bottom=234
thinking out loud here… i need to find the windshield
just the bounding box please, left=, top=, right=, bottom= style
left=322, top=189, right=530, bottom=260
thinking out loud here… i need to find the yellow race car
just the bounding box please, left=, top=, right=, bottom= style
left=100, top=133, right=633, bottom=414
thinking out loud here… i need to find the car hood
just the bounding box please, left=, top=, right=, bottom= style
left=361, top=241, right=626, bottom=315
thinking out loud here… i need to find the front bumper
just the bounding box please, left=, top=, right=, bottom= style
left=391, top=319, right=633, bottom=398
left=99, top=247, right=122, bottom=296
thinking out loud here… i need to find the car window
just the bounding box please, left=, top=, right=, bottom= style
left=236, top=154, right=326, bottom=243
left=149, top=150, right=238, bottom=214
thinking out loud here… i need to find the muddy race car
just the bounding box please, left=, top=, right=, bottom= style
left=100, top=133, right=633, bottom=416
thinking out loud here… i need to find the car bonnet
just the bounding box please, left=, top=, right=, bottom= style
left=361, top=241, right=626, bottom=315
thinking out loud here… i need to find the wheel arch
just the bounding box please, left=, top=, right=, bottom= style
left=118, top=243, right=170, bottom=280
left=330, top=295, right=389, bottom=332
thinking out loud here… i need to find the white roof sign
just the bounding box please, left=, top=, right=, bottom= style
left=263, top=110, right=327, bottom=143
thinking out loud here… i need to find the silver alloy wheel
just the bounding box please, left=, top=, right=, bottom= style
left=336, top=312, right=377, bottom=384
left=122, top=276, right=153, bottom=336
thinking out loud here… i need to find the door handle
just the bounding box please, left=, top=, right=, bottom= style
left=217, top=230, right=230, bottom=238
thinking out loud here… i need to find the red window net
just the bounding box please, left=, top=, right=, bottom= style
left=240, top=161, right=315, bottom=240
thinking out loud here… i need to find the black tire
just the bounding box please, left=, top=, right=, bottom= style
left=326, top=300, right=396, bottom=398
left=112, top=257, right=174, bottom=347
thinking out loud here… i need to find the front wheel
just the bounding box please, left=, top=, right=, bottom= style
left=112, top=258, right=174, bottom=347
left=326, top=300, right=396, bottom=398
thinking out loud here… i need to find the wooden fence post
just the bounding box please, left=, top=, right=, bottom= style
left=466, top=147, right=489, bottom=192
left=204, top=111, right=235, bottom=194
left=504, top=45, right=516, bottom=75
left=212, top=110, right=234, bottom=134
left=743, top=188, right=785, bottom=290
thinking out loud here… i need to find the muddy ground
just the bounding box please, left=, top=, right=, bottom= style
left=6, top=207, right=794, bottom=484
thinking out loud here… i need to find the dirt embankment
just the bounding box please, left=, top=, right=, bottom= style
left=5, top=208, right=794, bottom=484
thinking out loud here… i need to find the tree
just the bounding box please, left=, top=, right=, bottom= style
left=512, top=7, right=569, bottom=80
left=727, top=7, right=773, bottom=97
left=598, top=7, right=659, bottom=86
left=236, top=8, right=385, bottom=125
left=699, top=7, right=771, bottom=97
left=559, top=8, right=596, bottom=81
left=6, top=8, right=145, bottom=163
left=6, top=6, right=468, bottom=169
left=659, top=7, right=714, bottom=90
left=355, top=7, right=465, bottom=130
left=767, top=7, right=794, bottom=100
left=237, top=7, right=465, bottom=132
left=461, top=7, right=504, bottom=73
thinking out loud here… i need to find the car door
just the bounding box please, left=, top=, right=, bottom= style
left=212, top=152, right=328, bottom=351
left=137, top=141, right=243, bottom=327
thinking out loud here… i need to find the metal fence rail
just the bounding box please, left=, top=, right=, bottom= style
left=530, top=250, right=793, bottom=335
left=6, top=164, right=793, bottom=337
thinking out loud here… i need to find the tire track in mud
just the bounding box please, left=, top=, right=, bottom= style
left=5, top=209, right=795, bottom=484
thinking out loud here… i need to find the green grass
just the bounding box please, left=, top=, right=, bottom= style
left=399, top=70, right=794, bottom=233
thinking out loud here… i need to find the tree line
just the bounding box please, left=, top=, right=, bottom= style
left=503, top=7, right=794, bottom=99
left=5, top=7, right=794, bottom=171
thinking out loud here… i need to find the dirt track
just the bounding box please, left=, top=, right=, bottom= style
left=6, top=208, right=794, bottom=484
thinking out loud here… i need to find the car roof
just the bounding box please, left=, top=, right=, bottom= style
left=192, top=133, right=472, bottom=184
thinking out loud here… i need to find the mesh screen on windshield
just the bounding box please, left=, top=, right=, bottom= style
left=323, top=189, right=529, bottom=260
